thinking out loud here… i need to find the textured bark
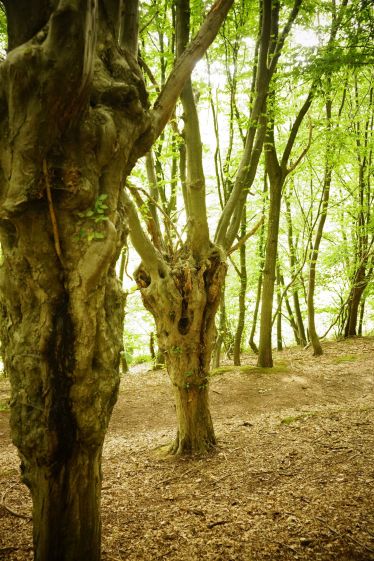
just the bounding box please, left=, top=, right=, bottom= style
left=0, top=5, right=145, bottom=559
left=135, top=250, right=226, bottom=454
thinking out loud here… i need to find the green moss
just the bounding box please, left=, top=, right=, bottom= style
left=332, top=354, right=357, bottom=363
left=210, top=361, right=290, bottom=377
left=0, top=400, right=10, bottom=412
left=280, top=412, right=316, bottom=425
left=210, top=365, right=237, bottom=377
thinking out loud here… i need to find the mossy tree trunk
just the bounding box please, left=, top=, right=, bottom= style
left=135, top=251, right=226, bottom=454
left=0, top=0, right=234, bottom=558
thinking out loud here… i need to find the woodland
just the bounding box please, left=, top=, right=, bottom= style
left=0, top=1, right=373, bottom=561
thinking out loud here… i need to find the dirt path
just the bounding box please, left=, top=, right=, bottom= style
left=0, top=337, right=373, bottom=560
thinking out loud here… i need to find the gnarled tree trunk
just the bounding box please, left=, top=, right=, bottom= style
left=135, top=249, right=226, bottom=454
left=0, top=7, right=144, bottom=559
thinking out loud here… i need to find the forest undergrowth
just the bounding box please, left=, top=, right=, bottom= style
left=0, top=337, right=373, bottom=561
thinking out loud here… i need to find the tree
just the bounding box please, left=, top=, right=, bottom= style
left=0, top=1, right=233, bottom=560
left=257, top=82, right=313, bottom=367
left=129, top=0, right=303, bottom=454
left=343, top=72, right=373, bottom=337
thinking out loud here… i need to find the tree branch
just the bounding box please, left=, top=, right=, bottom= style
left=228, top=216, right=264, bottom=255
left=176, top=0, right=210, bottom=258
left=122, top=188, right=166, bottom=273
left=269, top=0, right=303, bottom=75
left=150, top=0, right=234, bottom=141
left=286, top=117, right=313, bottom=174
left=281, top=87, right=315, bottom=173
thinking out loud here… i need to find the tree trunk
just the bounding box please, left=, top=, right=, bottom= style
left=212, top=287, right=226, bottom=368
left=276, top=264, right=283, bottom=351
left=0, top=0, right=234, bottom=556
left=344, top=266, right=368, bottom=337
left=248, top=175, right=267, bottom=355
left=0, top=206, right=124, bottom=561
left=257, top=176, right=282, bottom=367
left=30, top=448, right=102, bottom=561
left=233, top=209, right=247, bottom=365
left=307, top=95, right=333, bottom=356
left=167, top=349, right=216, bottom=455
left=135, top=250, right=226, bottom=454
left=284, top=185, right=307, bottom=345
left=358, top=296, right=366, bottom=336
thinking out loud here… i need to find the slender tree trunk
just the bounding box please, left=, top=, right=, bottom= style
left=248, top=175, right=267, bottom=354
left=343, top=82, right=373, bottom=337
left=307, top=95, right=332, bottom=356
left=276, top=264, right=283, bottom=351
left=233, top=208, right=247, bottom=365
left=212, top=284, right=227, bottom=368
left=284, top=185, right=307, bottom=345
left=257, top=176, right=282, bottom=367
left=358, top=296, right=366, bottom=336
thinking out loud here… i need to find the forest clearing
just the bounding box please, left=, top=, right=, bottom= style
left=1, top=336, right=373, bottom=561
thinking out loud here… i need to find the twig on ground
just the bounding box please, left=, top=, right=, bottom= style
left=1, top=484, right=32, bottom=521
left=316, top=516, right=374, bottom=553
left=157, top=465, right=196, bottom=486
left=207, top=519, right=229, bottom=529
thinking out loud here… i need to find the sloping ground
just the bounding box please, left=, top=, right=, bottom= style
left=0, top=337, right=373, bottom=560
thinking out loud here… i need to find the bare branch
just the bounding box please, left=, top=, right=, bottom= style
left=286, top=117, right=313, bottom=174
left=227, top=216, right=264, bottom=255
left=126, top=181, right=183, bottom=248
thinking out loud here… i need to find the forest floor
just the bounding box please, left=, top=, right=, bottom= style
left=0, top=337, right=373, bottom=561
